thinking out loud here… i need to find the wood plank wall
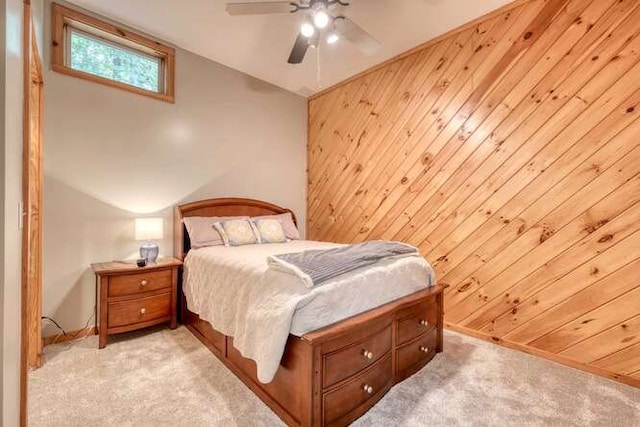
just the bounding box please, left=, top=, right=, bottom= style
left=307, top=0, right=640, bottom=387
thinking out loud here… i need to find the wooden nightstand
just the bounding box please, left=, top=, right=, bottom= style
left=91, top=257, right=182, bottom=348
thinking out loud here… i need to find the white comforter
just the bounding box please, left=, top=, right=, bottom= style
left=183, top=240, right=434, bottom=383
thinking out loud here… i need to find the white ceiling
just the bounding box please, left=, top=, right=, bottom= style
left=68, top=0, right=513, bottom=97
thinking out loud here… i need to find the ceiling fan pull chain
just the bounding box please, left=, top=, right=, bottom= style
left=316, top=40, right=322, bottom=89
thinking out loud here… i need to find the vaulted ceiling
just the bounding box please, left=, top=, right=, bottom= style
left=68, top=0, right=513, bottom=97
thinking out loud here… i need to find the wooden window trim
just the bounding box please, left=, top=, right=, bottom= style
left=51, top=3, right=175, bottom=103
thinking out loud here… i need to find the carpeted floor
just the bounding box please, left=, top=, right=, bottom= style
left=29, top=326, right=640, bottom=426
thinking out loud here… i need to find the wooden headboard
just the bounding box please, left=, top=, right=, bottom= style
left=173, top=197, right=297, bottom=260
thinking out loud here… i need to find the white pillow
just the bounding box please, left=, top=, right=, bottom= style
left=251, top=212, right=300, bottom=240
left=183, top=216, right=249, bottom=248
left=213, top=219, right=261, bottom=246
left=252, top=218, right=287, bottom=243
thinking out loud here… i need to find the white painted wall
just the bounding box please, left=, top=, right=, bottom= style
left=0, top=1, right=7, bottom=422
left=41, top=2, right=307, bottom=336
left=1, top=0, right=25, bottom=423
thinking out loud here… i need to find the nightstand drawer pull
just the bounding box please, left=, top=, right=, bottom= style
left=140, top=279, right=148, bottom=286
left=419, top=345, right=429, bottom=353
left=419, top=319, right=429, bottom=327
left=362, top=384, right=373, bottom=394
left=140, top=308, right=146, bottom=314
left=362, top=350, right=374, bottom=359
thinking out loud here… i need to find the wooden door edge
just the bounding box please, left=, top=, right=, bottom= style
left=21, top=0, right=44, bottom=425
left=20, top=2, right=31, bottom=425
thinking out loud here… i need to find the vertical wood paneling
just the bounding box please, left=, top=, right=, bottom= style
left=307, top=0, right=640, bottom=387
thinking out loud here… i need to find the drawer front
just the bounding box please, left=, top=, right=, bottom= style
left=323, top=325, right=392, bottom=388
left=323, top=354, right=393, bottom=426
left=396, top=329, right=437, bottom=381
left=108, top=293, right=171, bottom=328
left=109, top=269, right=172, bottom=297
left=396, top=296, right=438, bottom=345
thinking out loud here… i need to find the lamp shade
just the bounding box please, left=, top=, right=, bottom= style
left=135, top=218, right=163, bottom=241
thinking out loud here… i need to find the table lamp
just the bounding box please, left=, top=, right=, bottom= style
left=135, top=218, right=163, bottom=263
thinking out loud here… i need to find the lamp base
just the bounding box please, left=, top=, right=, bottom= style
left=140, top=242, right=159, bottom=263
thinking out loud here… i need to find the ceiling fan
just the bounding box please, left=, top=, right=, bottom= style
left=226, top=0, right=380, bottom=64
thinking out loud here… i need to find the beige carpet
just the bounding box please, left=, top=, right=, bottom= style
left=29, top=326, right=640, bottom=426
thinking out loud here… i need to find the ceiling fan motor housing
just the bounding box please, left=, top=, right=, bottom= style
left=311, top=1, right=326, bottom=12
left=293, top=0, right=349, bottom=12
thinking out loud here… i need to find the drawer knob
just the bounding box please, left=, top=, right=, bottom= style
left=362, top=384, right=373, bottom=394
left=140, top=279, right=148, bottom=286
left=362, top=350, right=374, bottom=360
left=419, top=345, right=429, bottom=353
left=419, top=319, right=429, bottom=327
left=140, top=308, right=146, bottom=314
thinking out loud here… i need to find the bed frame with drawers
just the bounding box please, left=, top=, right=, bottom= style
left=174, top=198, right=444, bottom=426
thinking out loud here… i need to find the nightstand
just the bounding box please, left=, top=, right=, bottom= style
left=91, top=257, right=182, bottom=348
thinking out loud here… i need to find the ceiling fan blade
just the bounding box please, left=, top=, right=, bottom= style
left=226, top=1, right=296, bottom=15
left=334, top=16, right=380, bottom=56
left=288, top=32, right=310, bottom=64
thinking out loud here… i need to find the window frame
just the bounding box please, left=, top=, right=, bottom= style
left=66, top=26, right=165, bottom=94
left=51, top=3, right=175, bottom=103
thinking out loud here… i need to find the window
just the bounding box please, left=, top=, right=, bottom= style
left=68, top=28, right=161, bottom=93
left=52, top=3, right=175, bottom=102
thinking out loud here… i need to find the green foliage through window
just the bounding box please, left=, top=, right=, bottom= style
left=69, top=29, right=161, bottom=93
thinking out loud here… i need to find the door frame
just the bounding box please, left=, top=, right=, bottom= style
left=20, top=0, right=44, bottom=425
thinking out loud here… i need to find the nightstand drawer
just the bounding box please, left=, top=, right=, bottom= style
left=108, top=293, right=171, bottom=328
left=109, top=269, right=172, bottom=297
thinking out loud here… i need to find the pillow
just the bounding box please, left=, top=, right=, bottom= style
left=253, top=218, right=287, bottom=243
left=251, top=212, right=300, bottom=240
left=183, top=216, right=249, bottom=248
left=213, top=219, right=261, bottom=246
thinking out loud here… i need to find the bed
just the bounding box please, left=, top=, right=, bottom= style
left=174, top=198, right=444, bottom=426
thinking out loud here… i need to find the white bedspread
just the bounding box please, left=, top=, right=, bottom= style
left=183, top=240, right=434, bottom=383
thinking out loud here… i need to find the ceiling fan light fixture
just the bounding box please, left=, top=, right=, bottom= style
left=313, top=10, right=330, bottom=28
left=225, top=0, right=380, bottom=64
left=301, top=22, right=315, bottom=37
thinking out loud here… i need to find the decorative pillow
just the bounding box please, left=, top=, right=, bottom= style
left=182, top=216, right=250, bottom=248
left=251, top=212, right=300, bottom=240
left=253, top=218, right=287, bottom=244
left=213, top=219, right=261, bottom=246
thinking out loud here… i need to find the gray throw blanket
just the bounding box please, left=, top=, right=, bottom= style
left=267, top=240, right=420, bottom=288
